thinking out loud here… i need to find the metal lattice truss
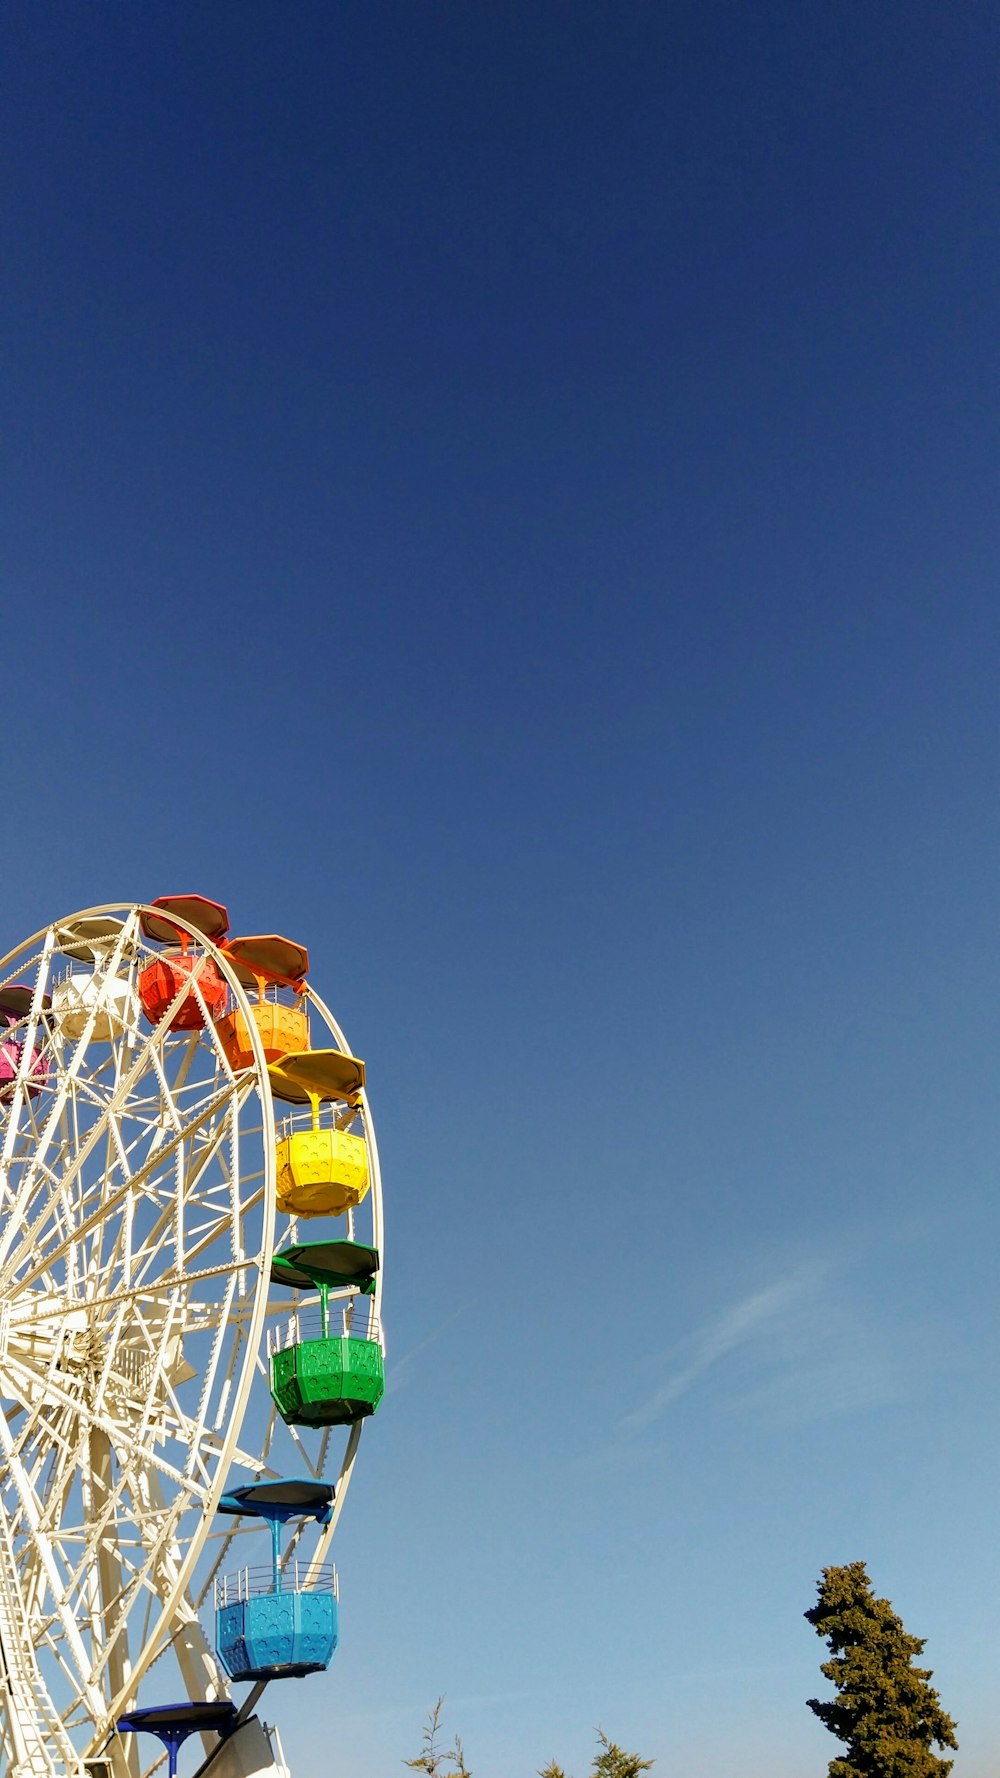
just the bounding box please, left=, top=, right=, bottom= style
left=0, top=907, right=385, bottom=1778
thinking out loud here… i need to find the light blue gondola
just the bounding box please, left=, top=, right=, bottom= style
left=214, top=1478, right=339, bottom=1682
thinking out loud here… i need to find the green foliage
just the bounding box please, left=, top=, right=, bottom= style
left=805, top=1561, right=958, bottom=1778
left=539, top=1727, right=654, bottom=1778
left=405, top=1698, right=471, bottom=1778
left=591, top=1728, right=654, bottom=1778
left=410, top=1707, right=652, bottom=1778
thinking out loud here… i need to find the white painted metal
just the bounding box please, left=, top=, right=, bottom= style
left=191, top=1718, right=288, bottom=1778
left=0, top=904, right=385, bottom=1778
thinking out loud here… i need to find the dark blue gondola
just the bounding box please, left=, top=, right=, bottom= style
left=117, top=1702, right=239, bottom=1778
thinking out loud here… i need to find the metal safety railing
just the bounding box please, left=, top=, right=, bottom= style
left=214, top=1561, right=338, bottom=1608
left=267, top=1306, right=381, bottom=1355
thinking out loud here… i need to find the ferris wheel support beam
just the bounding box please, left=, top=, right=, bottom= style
left=86, top=1428, right=130, bottom=1711
left=81, top=1431, right=139, bottom=1778
left=0, top=1408, right=108, bottom=1725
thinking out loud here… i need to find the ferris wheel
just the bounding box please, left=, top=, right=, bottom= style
left=0, top=897, right=386, bottom=1778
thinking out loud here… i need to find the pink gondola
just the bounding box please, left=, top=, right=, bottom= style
left=0, top=984, right=49, bottom=1102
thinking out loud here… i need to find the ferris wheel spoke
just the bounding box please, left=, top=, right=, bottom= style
left=116, top=1094, right=257, bottom=1290
left=0, top=1352, right=212, bottom=1507
left=4, top=1079, right=250, bottom=1299
left=115, top=1080, right=253, bottom=1266
left=0, top=924, right=136, bottom=1211
left=143, top=1045, right=187, bottom=1140
left=24, top=1428, right=211, bottom=1704
left=23, top=1259, right=258, bottom=1335
left=119, top=1467, right=223, bottom=1705
left=192, top=1425, right=277, bottom=1477
left=23, top=1443, right=122, bottom=1664
left=173, top=1270, right=239, bottom=1481
left=16, top=1414, right=86, bottom=1632
left=0, top=997, right=187, bottom=1275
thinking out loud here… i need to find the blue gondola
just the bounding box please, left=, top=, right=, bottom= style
left=214, top=1478, right=339, bottom=1682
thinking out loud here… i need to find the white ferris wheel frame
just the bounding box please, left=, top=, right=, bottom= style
left=0, top=904, right=384, bottom=1778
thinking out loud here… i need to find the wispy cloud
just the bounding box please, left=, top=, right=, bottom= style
left=386, top=1305, right=468, bottom=1394
left=614, top=1247, right=938, bottom=1441
left=620, top=1264, right=821, bottom=1431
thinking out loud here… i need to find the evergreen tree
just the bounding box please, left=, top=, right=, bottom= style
left=805, top=1561, right=958, bottom=1778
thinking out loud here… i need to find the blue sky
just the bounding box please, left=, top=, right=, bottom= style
left=3, top=3, right=999, bottom=1775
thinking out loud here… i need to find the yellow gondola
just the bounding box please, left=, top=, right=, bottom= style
left=270, top=1051, right=368, bottom=1217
